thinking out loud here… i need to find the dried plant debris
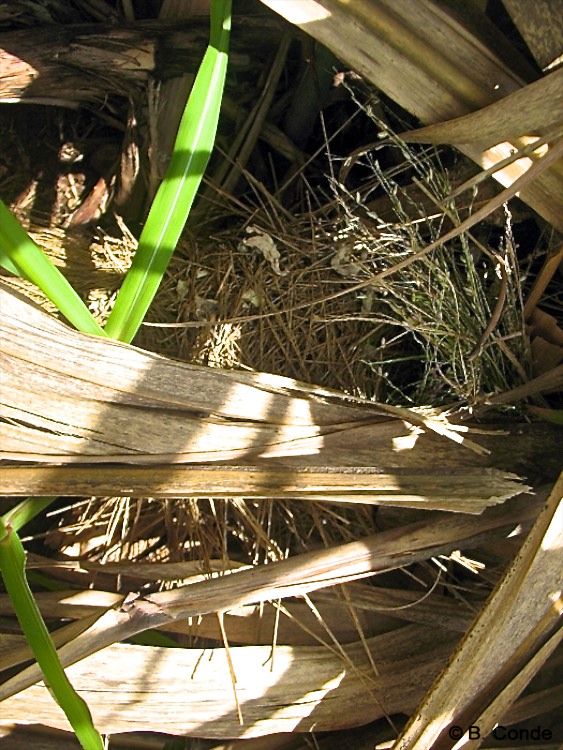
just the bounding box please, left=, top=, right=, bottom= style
left=143, top=109, right=545, bottom=414
left=394, top=475, right=563, bottom=750
left=2, top=8, right=561, bottom=747
left=0, top=490, right=551, bottom=739
left=326, top=125, right=529, bottom=407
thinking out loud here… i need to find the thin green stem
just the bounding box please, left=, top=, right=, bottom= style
left=0, top=520, right=104, bottom=749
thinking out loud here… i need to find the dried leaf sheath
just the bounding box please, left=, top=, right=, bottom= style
left=1, top=283, right=527, bottom=512
left=0, top=465, right=527, bottom=514
left=0, top=625, right=459, bottom=737
left=394, top=474, right=563, bottom=749
left=0, top=491, right=545, bottom=716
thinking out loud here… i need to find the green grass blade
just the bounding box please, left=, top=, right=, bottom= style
left=0, top=520, right=104, bottom=750
left=2, top=497, right=57, bottom=534
left=0, top=251, right=23, bottom=276
left=0, top=200, right=106, bottom=337
left=104, top=0, right=231, bottom=343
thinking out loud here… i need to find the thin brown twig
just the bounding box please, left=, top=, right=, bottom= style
left=468, top=258, right=509, bottom=362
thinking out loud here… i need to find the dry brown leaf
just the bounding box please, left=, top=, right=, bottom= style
left=0, top=624, right=460, bottom=738
left=0, top=493, right=543, bottom=703
left=524, top=244, right=563, bottom=320
left=258, top=0, right=563, bottom=230
left=0, top=465, right=526, bottom=513
left=486, top=365, right=563, bottom=404
left=502, top=0, right=563, bottom=69
left=530, top=336, right=563, bottom=376
left=392, top=474, right=563, bottom=749
left=397, top=68, right=563, bottom=146
left=527, top=307, right=563, bottom=379
left=1, top=282, right=483, bottom=462
left=0, top=581, right=475, bottom=658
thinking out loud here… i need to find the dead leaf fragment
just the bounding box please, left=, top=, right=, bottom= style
left=240, top=225, right=287, bottom=276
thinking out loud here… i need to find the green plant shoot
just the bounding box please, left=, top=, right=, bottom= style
left=0, top=519, right=104, bottom=750
left=104, top=0, right=231, bottom=342
left=0, top=200, right=106, bottom=337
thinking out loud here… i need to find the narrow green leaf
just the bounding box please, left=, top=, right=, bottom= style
left=104, top=0, right=231, bottom=343
left=527, top=405, right=563, bottom=425
left=2, top=496, right=57, bottom=533
left=0, top=251, right=23, bottom=276
left=0, top=200, right=106, bottom=337
left=0, top=520, right=104, bottom=750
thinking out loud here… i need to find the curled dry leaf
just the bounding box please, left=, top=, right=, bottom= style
left=240, top=225, right=287, bottom=276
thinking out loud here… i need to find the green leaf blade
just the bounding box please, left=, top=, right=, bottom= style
left=0, top=521, right=104, bottom=749
left=104, top=0, right=231, bottom=343
left=0, top=201, right=106, bottom=338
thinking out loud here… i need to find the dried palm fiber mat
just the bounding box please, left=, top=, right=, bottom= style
left=137, top=217, right=385, bottom=397
left=1, top=282, right=528, bottom=512
left=1, top=278, right=559, bottom=741
left=0, top=486, right=556, bottom=738
left=136, top=145, right=533, bottom=407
